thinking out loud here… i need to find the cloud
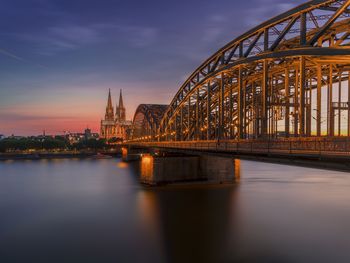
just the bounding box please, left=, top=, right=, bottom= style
left=121, top=26, right=158, bottom=48
left=0, top=47, right=48, bottom=68
left=277, top=3, right=296, bottom=13
left=209, top=14, right=228, bottom=23
left=96, top=23, right=159, bottom=48
left=0, top=48, right=25, bottom=61
left=48, top=25, right=101, bottom=45
left=243, top=0, right=303, bottom=27
left=16, top=22, right=159, bottom=56
left=202, top=27, right=225, bottom=43
left=16, top=24, right=102, bottom=55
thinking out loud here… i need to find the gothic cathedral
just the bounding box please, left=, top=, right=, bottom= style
left=100, top=89, right=132, bottom=141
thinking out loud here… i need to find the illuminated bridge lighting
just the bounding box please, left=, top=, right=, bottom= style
left=127, top=0, right=350, bottom=155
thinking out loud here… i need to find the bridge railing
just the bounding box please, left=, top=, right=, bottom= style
left=126, top=137, right=350, bottom=157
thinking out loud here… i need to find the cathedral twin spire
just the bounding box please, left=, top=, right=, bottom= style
left=104, top=89, right=126, bottom=122
left=118, top=89, right=124, bottom=109
left=105, top=89, right=114, bottom=121
left=101, top=89, right=131, bottom=140
left=116, top=89, right=126, bottom=122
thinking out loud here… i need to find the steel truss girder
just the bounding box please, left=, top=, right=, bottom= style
left=161, top=0, right=350, bottom=130
left=132, top=0, right=350, bottom=142
left=132, top=104, right=168, bottom=141
left=160, top=53, right=350, bottom=141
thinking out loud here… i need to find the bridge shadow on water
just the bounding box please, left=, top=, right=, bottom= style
left=128, top=160, right=291, bottom=263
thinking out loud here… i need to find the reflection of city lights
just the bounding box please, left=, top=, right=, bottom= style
left=141, top=154, right=154, bottom=183
left=117, top=162, right=128, bottom=169
left=121, top=147, right=128, bottom=160
left=142, top=155, right=153, bottom=164
left=234, top=159, right=241, bottom=183
left=136, top=191, right=160, bottom=236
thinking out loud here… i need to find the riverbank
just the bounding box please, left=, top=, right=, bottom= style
left=0, top=151, right=121, bottom=161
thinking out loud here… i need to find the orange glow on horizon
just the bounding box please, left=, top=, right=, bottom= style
left=0, top=115, right=101, bottom=135
left=0, top=87, right=140, bottom=136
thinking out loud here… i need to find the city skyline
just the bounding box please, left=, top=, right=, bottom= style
left=0, top=0, right=305, bottom=135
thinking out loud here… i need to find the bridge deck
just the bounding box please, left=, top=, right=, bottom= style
left=126, top=138, right=350, bottom=161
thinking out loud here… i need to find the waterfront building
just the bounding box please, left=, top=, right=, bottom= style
left=84, top=128, right=92, bottom=140
left=115, top=90, right=132, bottom=140
left=100, top=89, right=132, bottom=141
left=67, top=131, right=99, bottom=144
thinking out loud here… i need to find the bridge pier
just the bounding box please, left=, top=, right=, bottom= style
left=140, top=153, right=238, bottom=186
left=121, top=147, right=147, bottom=162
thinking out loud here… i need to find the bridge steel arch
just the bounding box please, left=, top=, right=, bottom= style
left=132, top=104, right=168, bottom=141
left=155, top=0, right=350, bottom=143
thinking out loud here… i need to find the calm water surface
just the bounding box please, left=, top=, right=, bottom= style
left=1, top=158, right=350, bottom=263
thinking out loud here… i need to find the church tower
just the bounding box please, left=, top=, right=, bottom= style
left=105, top=89, right=114, bottom=121
left=114, top=89, right=132, bottom=140
left=116, top=89, right=126, bottom=122
left=100, top=89, right=116, bottom=140
left=100, top=89, right=132, bottom=141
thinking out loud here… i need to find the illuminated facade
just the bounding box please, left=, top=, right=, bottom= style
left=100, top=89, right=132, bottom=141
left=115, top=89, right=132, bottom=139
left=100, top=89, right=116, bottom=140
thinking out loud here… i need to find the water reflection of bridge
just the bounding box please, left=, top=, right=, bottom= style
left=128, top=1, right=350, bottom=162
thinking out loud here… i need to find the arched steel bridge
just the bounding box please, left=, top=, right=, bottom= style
left=129, top=0, right=350, bottom=156
left=132, top=104, right=168, bottom=140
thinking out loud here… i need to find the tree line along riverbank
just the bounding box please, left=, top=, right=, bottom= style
left=0, top=137, right=122, bottom=160
left=0, top=137, right=113, bottom=152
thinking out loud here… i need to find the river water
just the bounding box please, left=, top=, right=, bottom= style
left=1, top=158, right=350, bottom=263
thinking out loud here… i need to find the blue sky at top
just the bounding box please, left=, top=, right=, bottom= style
left=0, top=0, right=306, bottom=135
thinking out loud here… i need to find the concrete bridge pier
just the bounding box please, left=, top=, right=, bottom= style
left=199, top=155, right=239, bottom=183
left=121, top=147, right=147, bottom=162
left=140, top=153, right=239, bottom=186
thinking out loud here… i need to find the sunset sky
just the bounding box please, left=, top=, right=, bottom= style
left=0, top=0, right=305, bottom=136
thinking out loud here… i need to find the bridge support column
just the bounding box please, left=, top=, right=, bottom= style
left=285, top=68, right=290, bottom=137
left=294, top=67, right=299, bottom=137
left=207, top=81, right=211, bottom=140
left=317, top=64, right=322, bottom=137
left=337, top=70, right=342, bottom=137
left=188, top=96, right=191, bottom=140
left=180, top=107, right=184, bottom=141
left=261, top=60, right=268, bottom=138
left=238, top=66, right=244, bottom=139
left=299, top=56, right=306, bottom=136
left=196, top=88, right=200, bottom=140
left=174, top=112, right=177, bottom=141
left=219, top=73, right=225, bottom=140
left=348, top=72, right=350, bottom=137
left=229, top=85, right=234, bottom=139
left=140, top=154, right=237, bottom=186
left=121, top=147, right=144, bottom=162
left=328, top=64, right=334, bottom=136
